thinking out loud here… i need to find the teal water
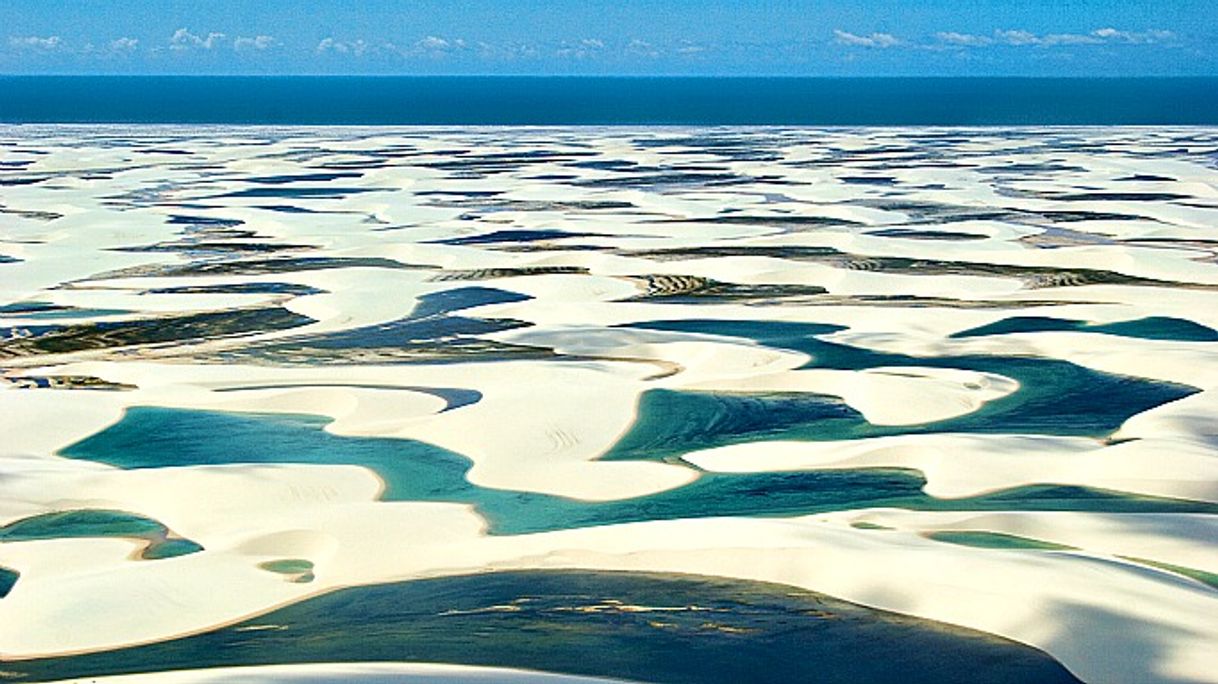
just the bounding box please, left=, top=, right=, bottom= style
left=0, top=566, right=18, bottom=598
left=5, top=570, right=1081, bottom=684
left=0, top=302, right=130, bottom=320
left=258, top=558, right=316, bottom=584
left=59, top=407, right=1218, bottom=537
left=950, top=316, right=1218, bottom=342
left=1, top=76, right=1217, bottom=125
left=32, top=314, right=1211, bottom=683
left=0, top=510, right=203, bottom=560
left=619, top=319, right=1196, bottom=445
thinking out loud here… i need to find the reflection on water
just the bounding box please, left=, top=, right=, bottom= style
left=7, top=570, right=1082, bottom=684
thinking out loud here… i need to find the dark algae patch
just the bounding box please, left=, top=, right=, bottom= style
left=0, top=306, right=315, bottom=359
left=201, top=287, right=547, bottom=364
left=5, top=570, right=1081, bottom=684
left=1116, top=557, right=1218, bottom=591
left=623, top=274, right=829, bottom=303
left=90, top=256, right=417, bottom=279
left=924, top=531, right=1076, bottom=551
left=0, top=302, right=129, bottom=319
left=1, top=374, right=136, bottom=391
left=618, top=246, right=1218, bottom=291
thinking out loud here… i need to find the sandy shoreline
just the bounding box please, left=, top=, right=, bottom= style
left=40, top=662, right=637, bottom=683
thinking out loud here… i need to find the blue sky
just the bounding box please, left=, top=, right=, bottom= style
left=1, top=0, right=1215, bottom=76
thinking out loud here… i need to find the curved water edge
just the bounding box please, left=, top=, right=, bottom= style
left=924, top=530, right=1077, bottom=552
left=0, top=566, right=18, bottom=599
left=0, top=510, right=204, bottom=561
left=59, top=408, right=1218, bottom=537
left=949, top=315, right=1218, bottom=342
left=3, top=570, right=1083, bottom=684
left=618, top=318, right=1197, bottom=445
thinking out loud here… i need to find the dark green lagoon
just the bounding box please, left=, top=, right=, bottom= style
left=5, top=570, right=1081, bottom=684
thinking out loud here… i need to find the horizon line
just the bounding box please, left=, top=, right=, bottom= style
left=4, top=73, right=1218, bottom=79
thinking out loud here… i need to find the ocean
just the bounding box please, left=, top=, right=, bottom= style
left=1, top=76, right=1216, bottom=125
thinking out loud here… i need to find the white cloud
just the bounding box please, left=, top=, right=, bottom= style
left=935, top=32, right=992, bottom=47
left=994, top=29, right=1040, bottom=46
left=626, top=39, right=659, bottom=57
left=834, top=30, right=900, bottom=48
left=316, top=37, right=370, bottom=56
left=985, top=27, right=1174, bottom=48
left=407, top=35, right=468, bottom=57
left=840, top=26, right=1180, bottom=52
left=1093, top=27, right=1123, bottom=39
left=493, top=42, right=540, bottom=60
left=417, top=35, right=449, bottom=51
left=9, top=35, right=62, bottom=50
left=170, top=28, right=226, bottom=51
left=234, top=35, right=275, bottom=51
left=1040, top=32, right=1102, bottom=46
left=556, top=38, right=606, bottom=59
left=109, top=37, right=139, bottom=52
left=1092, top=27, right=1174, bottom=44
left=676, top=42, right=706, bottom=55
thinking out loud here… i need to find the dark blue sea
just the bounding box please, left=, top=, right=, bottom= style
left=0, top=76, right=1216, bottom=125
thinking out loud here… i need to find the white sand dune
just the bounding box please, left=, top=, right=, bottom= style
left=3, top=126, right=1218, bottom=684
left=685, top=433, right=1218, bottom=503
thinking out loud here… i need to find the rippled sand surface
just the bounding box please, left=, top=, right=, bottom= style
left=2, top=127, right=1217, bottom=683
